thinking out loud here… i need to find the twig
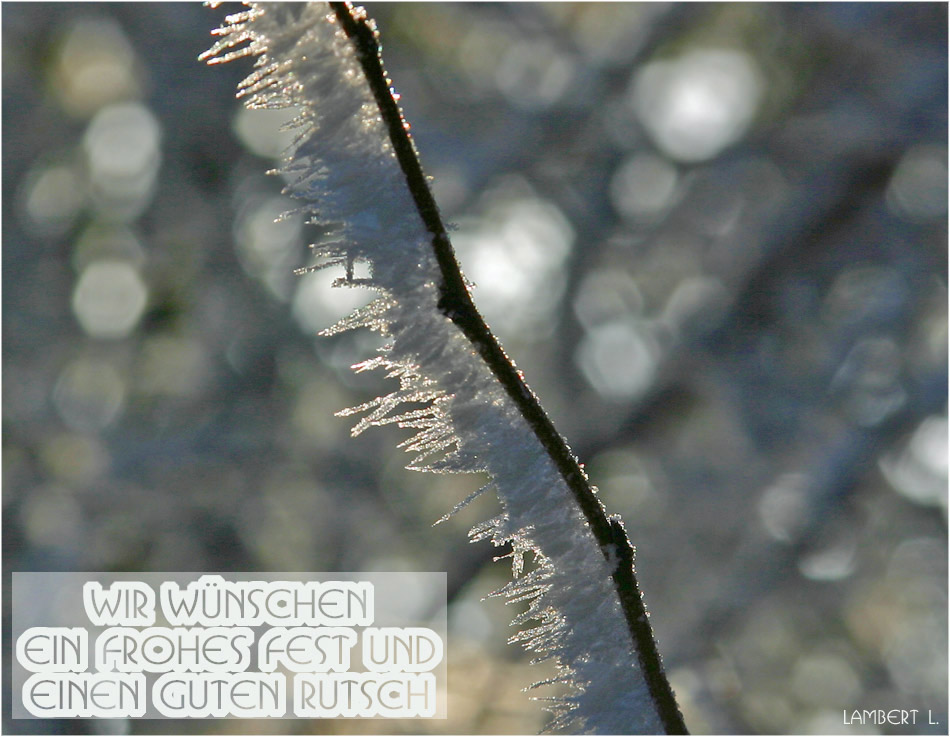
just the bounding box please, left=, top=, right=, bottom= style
left=328, top=3, right=687, bottom=733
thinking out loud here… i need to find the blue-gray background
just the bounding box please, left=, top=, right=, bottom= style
left=4, top=2, right=947, bottom=734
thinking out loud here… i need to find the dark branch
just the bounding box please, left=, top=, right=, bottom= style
left=329, top=2, right=687, bottom=733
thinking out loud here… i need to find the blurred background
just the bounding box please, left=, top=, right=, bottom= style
left=3, top=2, right=947, bottom=734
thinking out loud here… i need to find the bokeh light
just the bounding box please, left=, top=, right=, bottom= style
left=52, top=357, right=126, bottom=432
left=71, top=260, right=148, bottom=339
left=610, top=152, right=680, bottom=222
left=887, top=144, right=949, bottom=223
left=21, top=162, right=85, bottom=236
left=633, top=48, right=763, bottom=163
left=453, top=180, right=573, bottom=338
left=83, top=102, right=162, bottom=219
left=51, top=16, right=141, bottom=118
left=576, top=319, right=659, bottom=401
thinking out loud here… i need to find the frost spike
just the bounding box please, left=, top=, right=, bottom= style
left=204, top=3, right=686, bottom=733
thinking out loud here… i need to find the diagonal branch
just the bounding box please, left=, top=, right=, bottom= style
left=329, top=2, right=687, bottom=733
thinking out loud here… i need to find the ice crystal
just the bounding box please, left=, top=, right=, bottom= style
left=204, top=4, right=664, bottom=732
